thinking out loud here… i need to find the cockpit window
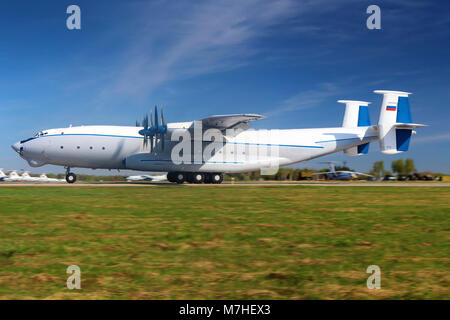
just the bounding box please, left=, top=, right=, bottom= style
left=21, top=131, right=47, bottom=143
left=20, top=137, right=36, bottom=144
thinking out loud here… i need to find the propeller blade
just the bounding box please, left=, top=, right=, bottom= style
left=161, top=108, right=165, bottom=126
left=142, top=114, right=148, bottom=129
left=136, top=105, right=168, bottom=153
left=135, top=120, right=140, bottom=127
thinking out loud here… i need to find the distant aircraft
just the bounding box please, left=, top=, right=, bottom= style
left=0, top=170, right=64, bottom=183
left=312, top=162, right=373, bottom=181
left=126, top=174, right=167, bottom=182
left=22, top=171, right=65, bottom=182
left=38, top=173, right=65, bottom=182
left=1, top=170, right=22, bottom=182
left=21, top=171, right=41, bottom=182
left=11, top=90, right=424, bottom=184
left=0, top=169, right=7, bottom=181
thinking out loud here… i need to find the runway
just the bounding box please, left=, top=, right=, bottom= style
left=0, top=182, right=449, bottom=187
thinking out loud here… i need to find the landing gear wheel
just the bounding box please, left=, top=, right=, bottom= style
left=192, top=173, right=204, bottom=184
left=66, top=173, right=77, bottom=184
left=211, top=173, right=223, bottom=184
left=175, top=172, right=185, bottom=184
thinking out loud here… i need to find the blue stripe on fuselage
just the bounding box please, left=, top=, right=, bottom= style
left=140, top=159, right=244, bottom=164
left=31, top=132, right=377, bottom=149
left=32, top=133, right=325, bottom=149
left=315, top=136, right=378, bottom=143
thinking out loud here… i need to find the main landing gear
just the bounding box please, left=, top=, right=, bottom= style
left=65, top=167, right=77, bottom=184
left=167, top=172, right=223, bottom=184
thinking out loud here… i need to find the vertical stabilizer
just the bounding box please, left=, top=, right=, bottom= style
left=338, top=100, right=371, bottom=156
left=338, top=100, right=371, bottom=128
left=375, top=90, right=414, bottom=154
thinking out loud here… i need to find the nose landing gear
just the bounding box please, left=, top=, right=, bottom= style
left=65, top=167, right=77, bottom=184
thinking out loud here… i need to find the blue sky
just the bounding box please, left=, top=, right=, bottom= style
left=1, top=0, right=450, bottom=174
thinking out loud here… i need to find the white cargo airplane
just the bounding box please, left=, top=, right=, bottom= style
left=11, top=90, right=424, bottom=184
left=126, top=174, right=167, bottom=182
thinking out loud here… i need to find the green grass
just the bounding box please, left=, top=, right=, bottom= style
left=0, top=186, right=448, bottom=299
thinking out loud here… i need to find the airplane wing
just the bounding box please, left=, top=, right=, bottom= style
left=201, top=114, right=265, bottom=132
left=352, top=172, right=373, bottom=177
left=312, top=172, right=332, bottom=176
left=337, top=171, right=373, bottom=177
left=394, top=122, right=426, bottom=129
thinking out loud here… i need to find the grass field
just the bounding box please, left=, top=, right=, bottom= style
left=0, top=186, right=448, bottom=299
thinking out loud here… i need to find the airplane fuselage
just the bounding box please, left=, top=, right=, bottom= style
left=13, top=123, right=378, bottom=173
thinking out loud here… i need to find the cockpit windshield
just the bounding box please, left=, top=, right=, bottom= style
left=20, top=131, right=47, bottom=144
left=20, top=137, right=36, bottom=144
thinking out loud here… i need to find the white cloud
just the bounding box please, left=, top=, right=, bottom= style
left=267, top=82, right=339, bottom=117
left=96, top=0, right=299, bottom=103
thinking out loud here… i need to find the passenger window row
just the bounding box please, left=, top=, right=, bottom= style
left=60, top=146, right=107, bottom=150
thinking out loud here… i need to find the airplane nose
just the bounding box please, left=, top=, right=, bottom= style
left=11, top=142, right=21, bottom=153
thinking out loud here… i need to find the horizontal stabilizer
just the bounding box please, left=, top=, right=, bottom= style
left=393, top=122, right=426, bottom=129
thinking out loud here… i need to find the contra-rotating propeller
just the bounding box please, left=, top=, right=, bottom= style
left=137, top=105, right=167, bottom=153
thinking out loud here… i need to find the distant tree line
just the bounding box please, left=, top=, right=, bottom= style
left=369, top=158, right=416, bottom=178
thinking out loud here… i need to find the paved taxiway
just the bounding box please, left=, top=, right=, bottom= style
left=0, top=182, right=449, bottom=187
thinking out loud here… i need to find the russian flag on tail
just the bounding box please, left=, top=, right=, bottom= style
left=386, top=106, right=397, bottom=111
